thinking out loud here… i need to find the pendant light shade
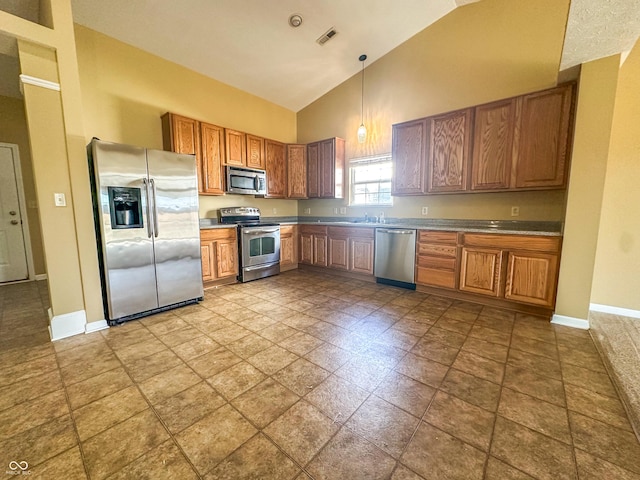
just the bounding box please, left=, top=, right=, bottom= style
left=357, top=54, right=367, bottom=144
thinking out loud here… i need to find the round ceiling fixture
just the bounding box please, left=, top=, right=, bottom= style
left=288, top=14, right=303, bottom=28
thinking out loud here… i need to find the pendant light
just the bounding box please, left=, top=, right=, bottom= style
left=357, top=54, right=367, bottom=144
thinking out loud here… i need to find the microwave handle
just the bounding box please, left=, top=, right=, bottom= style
left=254, top=175, right=260, bottom=192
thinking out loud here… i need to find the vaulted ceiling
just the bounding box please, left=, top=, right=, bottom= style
left=1, top=0, right=640, bottom=109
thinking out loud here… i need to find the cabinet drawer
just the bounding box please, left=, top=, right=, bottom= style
left=417, top=255, right=456, bottom=271
left=463, top=233, right=561, bottom=253
left=416, top=267, right=456, bottom=289
left=300, top=225, right=328, bottom=235
left=418, top=231, right=458, bottom=244
left=328, top=226, right=374, bottom=238
left=418, top=243, right=457, bottom=257
left=200, top=228, right=237, bottom=241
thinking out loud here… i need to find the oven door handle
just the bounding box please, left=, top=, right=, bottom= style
left=244, top=263, right=278, bottom=272
left=244, top=228, right=279, bottom=235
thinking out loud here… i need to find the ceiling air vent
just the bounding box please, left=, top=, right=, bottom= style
left=316, top=27, right=338, bottom=45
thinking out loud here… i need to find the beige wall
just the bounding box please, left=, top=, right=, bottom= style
left=591, top=41, right=640, bottom=311
left=74, top=25, right=299, bottom=219
left=0, top=94, right=46, bottom=274
left=297, top=0, right=570, bottom=222
left=555, top=55, right=621, bottom=321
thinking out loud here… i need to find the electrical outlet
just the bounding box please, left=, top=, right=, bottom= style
left=333, top=207, right=338, bottom=214
left=54, top=193, right=66, bottom=207
left=339, top=207, right=347, bottom=215
left=304, top=208, right=311, bottom=214
left=421, top=206, right=428, bottom=216
left=511, top=206, right=520, bottom=217
left=272, top=208, right=277, bottom=214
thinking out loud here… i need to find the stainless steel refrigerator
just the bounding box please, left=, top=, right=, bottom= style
left=89, top=139, right=203, bottom=325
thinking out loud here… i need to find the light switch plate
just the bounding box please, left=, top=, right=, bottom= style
left=54, top=193, right=66, bottom=207
left=339, top=207, right=347, bottom=215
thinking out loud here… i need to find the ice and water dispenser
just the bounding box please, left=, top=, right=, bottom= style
left=108, top=187, right=143, bottom=229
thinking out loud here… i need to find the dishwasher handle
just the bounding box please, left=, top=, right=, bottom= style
left=377, top=228, right=416, bottom=235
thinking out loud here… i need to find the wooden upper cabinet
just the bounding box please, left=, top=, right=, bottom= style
left=162, top=113, right=203, bottom=192
left=246, top=134, right=265, bottom=170
left=287, top=144, right=307, bottom=199
left=224, top=129, right=246, bottom=166
left=307, top=143, right=319, bottom=198
left=392, top=118, right=428, bottom=195
left=427, top=108, right=473, bottom=193
left=200, top=122, right=225, bottom=195
left=513, top=83, right=574, bottom=189
left=307, top=138, right=345, bottom=199
left=470, top=98, right=517, bottom=191
left=265, top=139, right=287, bottom=198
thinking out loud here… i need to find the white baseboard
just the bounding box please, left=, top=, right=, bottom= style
left=48, top=309, right=88, bottom=341
left=551, top=314, right=590, bottom=330
left=85, top=320, right=109, bottom=334
left=34, top=274, right=48, bottom=281
left=590, top=303, right=640, bottom=320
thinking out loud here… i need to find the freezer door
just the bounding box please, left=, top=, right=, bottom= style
left=147, top=149, right=203, bottom=307
left=92, top=140, right=158, bottom=319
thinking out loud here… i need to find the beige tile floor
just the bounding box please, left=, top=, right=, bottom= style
left=1, top=270, right=640, bottom=479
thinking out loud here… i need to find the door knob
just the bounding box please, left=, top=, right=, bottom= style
left=10, top=220, right=19, bottom=225
left=9, top=211, right=16, bottom=215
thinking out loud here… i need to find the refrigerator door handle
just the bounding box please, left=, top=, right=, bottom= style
left=142, top=178, right=153, bottom=238
left=150, top=178, right=159, bottom=237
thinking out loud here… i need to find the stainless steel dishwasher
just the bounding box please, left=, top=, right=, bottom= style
left=374, top=228, right=417, bottom=289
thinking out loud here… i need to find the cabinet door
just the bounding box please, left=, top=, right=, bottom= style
left=427, top=109, right=472, bottom=193
left=287, top=144, right=307, bottom=199
left=162, top=113, right=203, bottom=192
left=505, top=252, right=558, bottom=307
left=350, top=238, right=374, bottom=275
left=319, top=139, right=336, bottom=198
left=216, top=239, right=238, bottom=278
left=307, top=143, right=319, bottom=198
left=246, top=134, right=265, bottom=169
left=313, top=235, right=328, bottom=267
left=392, top=119, right=428, bottom=195
left=328, top=237, right=348, bottom=270
left=471, top=99, right=516, bottom=191
left=299, top=232, right=313, bottom=264
left=201, top=241, right=215, bottom=282
left=514, top=84, right=574, bottom=189
left=280, top=234, right=294, bottom=266
left=225, top=129, right=246, bottom=166
left=459, top=247, right=504, bottom=297
left=200, top=122, right=225, bottom=195
left=265, top=140, right=287, bottom=198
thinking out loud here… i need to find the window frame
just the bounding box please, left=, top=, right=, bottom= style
left=348, top=154, right=393, bottom=207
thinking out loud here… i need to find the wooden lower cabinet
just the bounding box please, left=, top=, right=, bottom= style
left=328, top=237, right=348, bottom=270
left=280, top=225, right=298, bottom=270
left=504, top=251, right=559, bottom=307
left=459, top=247, right=504, bottom=297
left=458, top=233, right=561, bottom=308
left=300, top=225, right=373, bottom=275
left=416, top=231, right=458, bottom=289
left=200, top=228, right=238, bottom=283
left=299, top=225, right=328, bottom=267
left=327, top=226, right=374, bottom=275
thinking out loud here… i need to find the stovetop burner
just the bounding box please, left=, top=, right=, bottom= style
left=218, top=207, right=280, bottom=228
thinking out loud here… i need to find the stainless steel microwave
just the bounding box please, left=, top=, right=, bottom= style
left=225, top=166, right=267, bottom=195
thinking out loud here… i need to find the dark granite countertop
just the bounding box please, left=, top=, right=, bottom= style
left=201, top=217, right=562, bottom=236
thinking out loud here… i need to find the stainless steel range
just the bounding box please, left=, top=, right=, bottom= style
left=218, top=207, right=280, bottom=282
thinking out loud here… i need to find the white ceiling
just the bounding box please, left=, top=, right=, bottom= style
left=1, top=0, right=640, bottom=108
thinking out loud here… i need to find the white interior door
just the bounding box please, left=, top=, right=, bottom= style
left=0, top=145, right=28, bottom=282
